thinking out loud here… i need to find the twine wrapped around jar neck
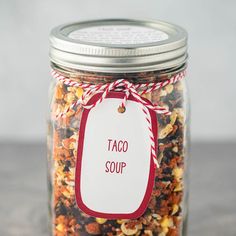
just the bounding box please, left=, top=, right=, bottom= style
left=51, top=69, right=186, bottom=117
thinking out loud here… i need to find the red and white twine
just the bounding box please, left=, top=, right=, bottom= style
left=51, top=70, right=186, bottom=168
left=142, top=105, right=159, bottom=167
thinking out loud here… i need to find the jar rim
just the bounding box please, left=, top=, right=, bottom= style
left=49, top=18, right=188, bottom=73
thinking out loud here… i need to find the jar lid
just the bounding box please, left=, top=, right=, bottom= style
left=50, top=19, right=188, bottom=73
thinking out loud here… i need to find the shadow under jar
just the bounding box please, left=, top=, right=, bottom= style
left=48, top=19, right=189, bottom=236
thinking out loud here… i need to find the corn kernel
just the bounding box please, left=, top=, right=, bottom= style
left=172, top=204, right=179, bottom=215
left=56, top=223, right=65, bottom=232
left=76, top=87, right=83, bottom=98
left=174, top=182, right=183, bottom=192
left=96, top=218, right=107, bottom=224
left=173, top=167, right=183, bottom=180
left=161, top=216, right=173, bottom=228
left=162, top=227, right=169, bottom=233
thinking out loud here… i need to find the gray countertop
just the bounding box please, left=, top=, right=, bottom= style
left=0, top=142, right=235, bottom=236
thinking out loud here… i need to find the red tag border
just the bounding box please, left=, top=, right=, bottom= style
left=75, top=91, right=158, bottom=219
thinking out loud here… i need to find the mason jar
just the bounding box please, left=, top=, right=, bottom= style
left=48, top=19, right=189, bottom=236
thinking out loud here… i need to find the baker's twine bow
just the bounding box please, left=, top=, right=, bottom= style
left=52, top=70, right=186, bottom=168
left=51, top=70, right=186, bottom=118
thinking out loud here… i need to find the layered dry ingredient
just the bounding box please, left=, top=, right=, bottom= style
left=48, top=67, right=187, bottom=236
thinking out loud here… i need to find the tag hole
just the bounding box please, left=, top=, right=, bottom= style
left=118, top=106, right=126, bottom=113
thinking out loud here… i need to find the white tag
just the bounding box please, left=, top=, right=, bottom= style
left=75, top=92, right=157, bottom=219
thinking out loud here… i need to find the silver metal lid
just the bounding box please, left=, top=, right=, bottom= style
left=50, top=19, right=188, bottom=73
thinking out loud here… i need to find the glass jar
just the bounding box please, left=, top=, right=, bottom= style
left=48, top=19, right=189, bottom=236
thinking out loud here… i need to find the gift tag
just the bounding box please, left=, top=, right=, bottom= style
left=75, top=92, right=158, bottom=219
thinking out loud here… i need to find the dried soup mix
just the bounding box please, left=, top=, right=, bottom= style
left=49, top=71, right=186, bottom=236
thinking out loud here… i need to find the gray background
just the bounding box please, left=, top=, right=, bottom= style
left=0, top=0, right=236, bottom=142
